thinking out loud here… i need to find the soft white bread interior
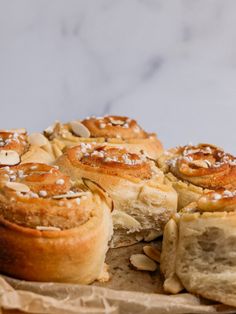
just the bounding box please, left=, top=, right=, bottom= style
left=55, top=144, right=177, bottom=247
left=161, top=191, right=236, bottom=307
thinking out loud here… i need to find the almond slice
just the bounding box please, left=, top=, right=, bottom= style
left=83, top=178, right=113, bottom=211
left=6, top=182, right=30, bottom=193
left=52, top=142, right=63, bottom=158
left=28, top=133, right=49, bottom=147
left=0, top=150, right=20, bottom=166
left=143, top=245, right=161, bottom=263
left=36, top=226, right=61, bottom=231
left=130, top=254, right=157, bottom=272
left=163, top=274, right=184, bottom=294
left=112, top=210, right=141, bottom=229
left=44, top=124, right=56, bottom=135
left=110, top=119, right=125, bottom=126
left=69, top=121, right=90, bottom=138
left=190, top=159, right=209, bottom=168
left=52, top=191, right=89, bottom=199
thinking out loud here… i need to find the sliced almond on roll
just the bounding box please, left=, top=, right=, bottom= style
left=0, top=150, right=20, bottom=166
left=110, top=119, right=125, bottom=126
left=130, top=254, right=157, bottom=272
left=69, top=121, right=91, bottom=138
left=83, top=178, right=113, bottom=211
left=52, top=191, right=89, bottom=199
left=52, top=142, right=63, bottom=158
left=112, top=210, right=141, bottom=229
left=28, top=133, right=49, bottom=147
left=190, top=159, right=209, bottom=168
left=6, top=181, right=30, bottom=193
left=36, top=226, right=61, bottom=231
left=143, top=245, right=161, bottom=263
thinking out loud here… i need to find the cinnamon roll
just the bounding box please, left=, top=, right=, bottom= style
left=161, top=190, right=236, bottom=307
left=44, top=115, right=163, bottom=160
left=0, top=163, right=113, bottom=283
left=55, top=143, right=177, bottom=248
left=158, top=143, right=236, bottom=209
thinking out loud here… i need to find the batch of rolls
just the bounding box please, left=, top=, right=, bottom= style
left=0, top=115, right=235, bottom=307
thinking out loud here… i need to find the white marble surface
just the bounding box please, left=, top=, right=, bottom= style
left=0, top=0, right=236, bottom=152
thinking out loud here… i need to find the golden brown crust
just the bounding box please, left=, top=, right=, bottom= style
left=67, top=144, right=152, bottom=181
left=159, top=144, right=236, bottom=209
left=165, top=144, right=236, bottom=189
left=56, top=144, right=177, bottom=247
left=44, top=116, right=163, bottom=160
left=196, top=189, right=236, bottom=212
left=0, top=194, right=112, bottom=283
left=0, top=163, right=93, bottom=230
left=81, top=116, right=148, bottom=139
left=0, top=162, right=113, bottom=283
left=0, top=131, right=28, bottom=156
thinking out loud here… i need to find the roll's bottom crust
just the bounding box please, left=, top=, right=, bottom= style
left=0, top=198, right=112, bottom=284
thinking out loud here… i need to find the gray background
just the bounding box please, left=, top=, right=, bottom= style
left=0, top=0, right=236, bottom=152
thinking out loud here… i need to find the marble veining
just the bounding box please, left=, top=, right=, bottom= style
left=0, top=0, right=236, bottom=153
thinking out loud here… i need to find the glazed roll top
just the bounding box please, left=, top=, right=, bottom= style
left=56, top=143, right=177, bottom=247
left=167, top=143, right=236, bottom=189
left=0, top=130, right=28, bottom=166
left=81, top=116, right=148, bottom=140
left=0, top=163, right=94, bottom=230
left=44, top=115, right=163, bottom=160
left=67, top=144, right=152, bottom=180
left=158, top=143, right=236, bottom=209
left=0, top=162, right=113, bottom=283
left=161, top=190, right=236, bottom=307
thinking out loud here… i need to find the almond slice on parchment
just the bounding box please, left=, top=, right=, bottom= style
left=130, top=254, right=157, bottom=272
left=143, top=245, right=161, bottom=263
left=163, top=274, right=184, bottom=294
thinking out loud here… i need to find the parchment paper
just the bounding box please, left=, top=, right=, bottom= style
left=0, top=241, right=235, bottom=314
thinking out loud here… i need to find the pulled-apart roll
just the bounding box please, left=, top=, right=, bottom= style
left=0, top=163, right=113, bottom=283
left=56, top=143, right=177, bottom=248
left=44, top=115, right=163, bottom=160
left=0, top=129, right=55, bottom=166
left=161, top=190, right=236, bottom=307
left=158, top=143, right=236, bottom=209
